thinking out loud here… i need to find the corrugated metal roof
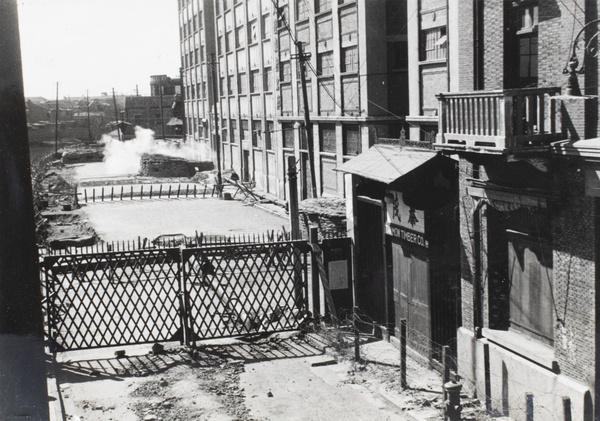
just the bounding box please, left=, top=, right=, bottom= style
left=335, top=144, right=439, bottom=184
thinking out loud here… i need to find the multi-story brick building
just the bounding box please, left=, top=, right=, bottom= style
left=178, top=0, right=409, bottom=199
left=412, top=1, right=600, bottom=419
left=124, top=75, right=184, bottom=138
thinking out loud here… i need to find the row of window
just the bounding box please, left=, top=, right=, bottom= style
left=281, top=122, right=360, bottom=156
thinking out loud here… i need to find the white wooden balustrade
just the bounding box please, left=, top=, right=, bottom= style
left=436, top=87, right=563, bottom=151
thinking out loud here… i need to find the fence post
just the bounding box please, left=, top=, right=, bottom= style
left=84, top=189, right=88, bottom=203
left=194, top=185, right=197, bottom=198
left=120, top=186, right=123, bottom=200
left=400, top=318, right=407, bottom=389
left=186, top=184, right=189, bottom=198
left=101, top=187, right=104, bottom=202
left=309, top=227, right=320, bottom=316
left=159, top=184, right=162, bottom=199
left=111, top=186, right=114, bottom=201
left=287, top=156, right=301, bottom=240
left=442, top=345, right=451, bottom=409
left=177, top=184, right=181, bottom=198
left=149, top=185, right=153, bottom=199
left=353, top=306, right=360, bottom=362
left=130, top=186, right=133, bottom=200
left=140, top=185, right=143, bottom=199
left=168, top=185, right=172, bottom=199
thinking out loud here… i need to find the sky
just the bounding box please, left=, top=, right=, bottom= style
left=17, top=0, right=181, bottom=99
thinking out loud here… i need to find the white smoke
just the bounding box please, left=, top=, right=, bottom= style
left=101, top=127, right=206, bottom=175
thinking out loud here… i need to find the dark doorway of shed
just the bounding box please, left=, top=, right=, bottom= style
left=355, top=199, right=386, bottom=328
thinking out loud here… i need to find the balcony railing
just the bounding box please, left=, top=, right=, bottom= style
left=436, top=87, right=563, bottom=151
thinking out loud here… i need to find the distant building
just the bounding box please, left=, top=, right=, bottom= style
left=178, top=0, right=409, bottom=198
left=124, top=75, right=184, bottom=138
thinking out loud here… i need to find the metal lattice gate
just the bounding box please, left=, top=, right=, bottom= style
left=181, top=241, right=309, bottom=346
left=43, top=241, right=310, bottom=351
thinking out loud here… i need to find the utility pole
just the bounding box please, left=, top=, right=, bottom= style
left=112, top=88, right=122, bottom=142
left=55, top=81, right=59, bottom=155
left=0, top=1, right=50, bottom=419
left=179, top=67, right=186, bottom=141
left=158, top=80, right=165, bottom=139
left=86, top=90, right=92, bottom=143
left=210, top=54, right=223, bottom=196
left=293, top=41, right=317, bottom=198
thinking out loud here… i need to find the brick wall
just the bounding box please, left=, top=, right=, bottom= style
left=482, top=1, right=503, bottom=90
left=552, top=159, right=596, bottom=388
left=459, top=158, right=476, bottom=331
left=457, top=0, right=474, bottom=91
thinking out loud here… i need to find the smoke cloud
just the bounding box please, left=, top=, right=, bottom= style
left=101, top=127, right=209, bottom=175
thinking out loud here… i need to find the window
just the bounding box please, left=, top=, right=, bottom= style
left=342, top=76, right=359, bottom=113
left=277, top=5, right=288, bottom=28
left=506, top=3, right=539, bottom=88
left=279, top=33, right=291, bottom=54
left=265, top=121, right=274, bottom=150
left=248, top=21, right=258, bottom=43
left=252, top=120, right=262, bottom=147
left=280, top=61, right=291, bottom=82
left=219, top=77, right=225, bottom=96
left=282, top=123, right=295, bottom=148
left=341, top=47, right=358, bottom=73
left=236, top=26, right=246, bottom=48
left=317, top=18, right=333, bottom=41
left=238, top=73, right=247, bottom=94
left=518, top=36, right=538, bottom=85
left=343, top=125, right=360, bottom=156
left=227, top=75, right=235, bottom=95
left=320, top=124, right=336, bottom=153
left=317, top=52, right=334, bottom=76
left=318, top=79, right=335, bottom=113
left=221, top=119, right=229, bottom=142
left=315, top=0, right=331, bottom=13
left=241, top=120, right=249, bottom=140
left=299, top=124, right=308, bottom=150
left=420, top=26, right=447, bottom=61
left=231, top=119, right=238, bottom=142
left=264, top=68, right=272, bottom=91
left=297, top=0, right=310, bottom=21
left=226, top=31, right=233, bottom=52
left=250, top=70, right=261, bottom=93
left=261, top=14, right=271, bottom=40
left=487, top=207, right=553, bottom=345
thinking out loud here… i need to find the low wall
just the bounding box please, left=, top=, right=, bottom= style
left=457, top=327, right=592, bottom=421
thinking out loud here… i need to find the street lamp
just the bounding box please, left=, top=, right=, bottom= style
left=563, top=18, right=600, bottom=96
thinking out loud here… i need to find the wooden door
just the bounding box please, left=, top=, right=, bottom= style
left=392, top=241, right=431, bottom=355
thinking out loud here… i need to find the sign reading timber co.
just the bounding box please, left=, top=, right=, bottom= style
left=385, top=190, right=428, bottom=248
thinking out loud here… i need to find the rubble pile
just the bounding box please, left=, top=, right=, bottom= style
left=139, top=153, right=213, bottom=178
left=61, top=144, right=104, bottom=164
left=299, top=197, right=346, bottom=239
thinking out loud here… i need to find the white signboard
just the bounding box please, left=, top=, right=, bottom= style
left=385, top=190, right=425, bottom=234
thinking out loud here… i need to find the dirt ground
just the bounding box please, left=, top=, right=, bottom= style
left=50, top=331, right=491, bottom=421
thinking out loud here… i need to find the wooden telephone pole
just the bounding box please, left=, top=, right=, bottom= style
left=86, top=90, right=92, bottom=143
left=210, top=54, right=223, bottom=196
left=293, top=41, right=317, bottom=198
left=112, top=88, right=122, bottom=142
left=55, top=81, right=59, bottom=154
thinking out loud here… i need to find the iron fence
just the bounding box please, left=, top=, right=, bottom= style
left=43, top=240, right=310, bottom=351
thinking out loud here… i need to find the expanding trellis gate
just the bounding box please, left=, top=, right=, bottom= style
left=43, top=240, right=310, bottom=351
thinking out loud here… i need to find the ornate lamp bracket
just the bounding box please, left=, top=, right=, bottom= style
left=563, top=18, right=600, bottom=96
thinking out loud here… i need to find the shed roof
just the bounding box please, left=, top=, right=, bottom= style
left=335, top=144, right=439, bottom=184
